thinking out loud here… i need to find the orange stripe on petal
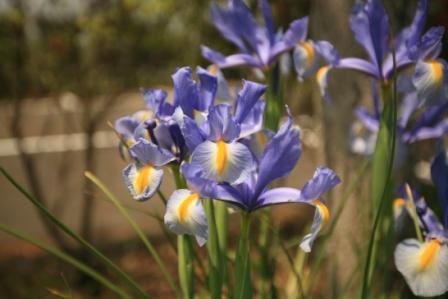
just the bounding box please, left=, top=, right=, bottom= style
left=419, top=239, right=441, bottom=271
left=135, top=165, right=153, bottom=194
left=393, top=198, right=406, bottom=208
left=299, top=41, right=315, bottom=68
left=177, top=193, right=200, bottom=222
left=215, top=140, right=228, bottom=176
left=316, top=65, right=329, bottom=82
left=429, top=60, right=443, bottom=87
left=312, top=199, right=330, bottom=224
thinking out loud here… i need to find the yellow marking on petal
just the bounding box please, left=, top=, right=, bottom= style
left=312, top=199, right=330, bottom=224
left=299, top=41, right=315, bottom=68
left=215, top=140, right=228, bottom=176
left=419, top=239, right=441, bottom=271
left=177, top=193, right=200, bottom=222
left=207, top=64, right=220, bottom=75
left=316, top=65, right=329, bottom=83
left=393, top=198, right=406, bottom=208
left=134, top=165, right=153, bottom=194
left=136, top=110, right=153, bottom=122
left=429, top=60, right=443, bottom=87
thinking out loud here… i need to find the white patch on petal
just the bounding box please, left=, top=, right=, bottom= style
left=190, top=140, right=253, bottom=184
left=294, top=41, right=319, bottom=80
left=164, top=189, right=208, bottom=246
left=395, top=239, right=448, bottom=297
left=122, top=163, right=163, bottom=201
left=300, top=200, right=329, bottom=253
left=413, top=59, right=448, bottom=106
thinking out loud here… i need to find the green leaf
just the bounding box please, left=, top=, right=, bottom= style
left=85, top=171, right=180, bottom=298
left=0, top=166, right=149, bottom=299
left=0, top=223, right=132, bottom=299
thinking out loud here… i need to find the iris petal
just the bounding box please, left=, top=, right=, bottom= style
left=122, top=163, right=163, bottom=201
left=395, top=239, right=448, bottom=297
left=190, top=140, right=254, bottom=185
left=164, top=189, right=208, bottom=246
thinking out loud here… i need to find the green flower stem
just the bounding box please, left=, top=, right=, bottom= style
left=405, top=184, right=424, bottom=243
left=361, top=53, right=398, bottom=299
left=171, top=164, right=194, bottom=299
left=235, top=212, right=253, bottom=299
left=178, top=235, right=194, bottom=299
left=0, top=167, right=149, bottom=299
left=264, top=63, right=283, bottom=132
left=215, top=201, right=228, bottom=286
left=205, top=200, right=223, bottom=299
left=84, top=171, right=180, bottom=298
left=0, top=223, right=132, bottom=299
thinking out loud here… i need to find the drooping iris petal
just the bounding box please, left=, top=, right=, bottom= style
left=129, top=139, right=176, bottom=167
left=234, top=80, right=267, bottom=124
left=190, top=140, right=253, bottom=185
left=164, top=189, right=208, bottom=246
left=410, top=26, right=445, bottom=61
left=122, top=163, right=164, bottom=201
left=299, top=199, right=331, bottom=252
left=336, top=58, right=379, bottom=78
left=201, top=46, right=261, bottom=68
left=413, top=59, right=448, bottom=107
left=316, top=66, right=332, bottom=102
left=395, top=239, right=448, bottom=297
left=254, top=111, right=301, bottom=196
left=293, top=40, right=319, bottom=80
left=300, top=167, right=341, bottom=201
left=430, top=151, right=448, bottom=227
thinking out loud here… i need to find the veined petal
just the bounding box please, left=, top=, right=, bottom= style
left=201, top=46, right=261, bottom=69
left=142, top=89, right=168, bottom=114
left=413, top=59, right=448, bottom=107
left=197, top=66, right=218, bottom=111
left=164, top=189, right=208, bottom=246
left=129, top=139, right=176, bottom=167
left=122, top=163, right=163, bottom=201
left=255, top=109, right=301, bottom=196
left=395, top=239, right=448, bottom=297
left=172, top=67, right=200, bottom=118
left=239, top=101, right=266, bottom=138
left=300, top=167, right=341, bottom=201
left=234, top=80, right=267, bottom=124
left=300, top=199, right=331, bottom=252
left=207, top=104, right=240, bottom=141
left=190, top=140, right=254, bottom=185
left=336, top=58, right=379, bottom=78
left=270, top=17, right=309, bottom=59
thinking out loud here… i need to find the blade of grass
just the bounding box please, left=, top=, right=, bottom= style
left=85, top=171, right=180, bottom=298
left=0, top=166, right=149, bottom=299
left=0, top=223, right=132, bottom=299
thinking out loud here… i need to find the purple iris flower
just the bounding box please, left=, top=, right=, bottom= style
left=178, top=80, right=267, bottom=184
left=322, top=0, right=447, bottom=105
left=182, top=110, right=341, bottom=252
left=350, top=92, right=448, bottom=157
left=201, top=0, right=309, bottom=70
